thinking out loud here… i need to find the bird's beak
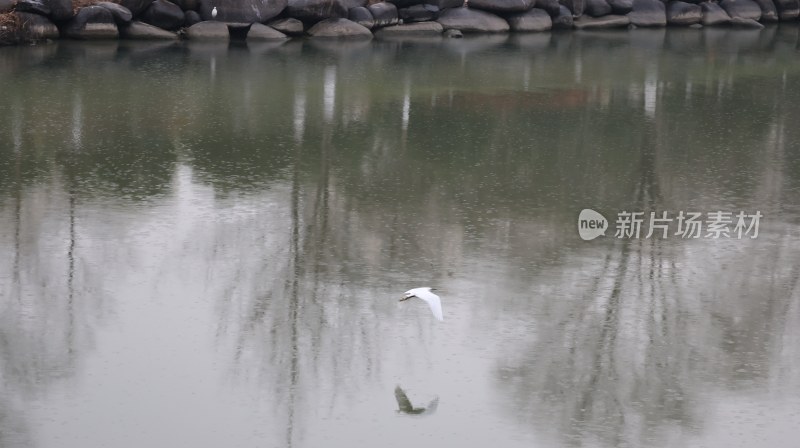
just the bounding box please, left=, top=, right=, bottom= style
left=399, top=295, right=410, bottom=302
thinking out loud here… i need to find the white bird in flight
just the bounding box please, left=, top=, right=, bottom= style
left=211, top=6, right=218, bottom=18
left=400, top=287, right=443, bottom=321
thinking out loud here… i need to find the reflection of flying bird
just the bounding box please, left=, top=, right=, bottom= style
left=400, top=287, right=443, bottom=321
left=394, top=386, right=439, bottom=415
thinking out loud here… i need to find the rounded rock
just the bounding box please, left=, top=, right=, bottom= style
left=96, top=2, right=133, bottom=24
left=436, top=7, right=510, bottom=33
left=628, top=0, right=666, bottom=27
left=184, top=10, right=202, bottom=26
left=247, top=22, right=288, bottom=39
left=506, top=8, right=552, bottom=32
left=349, top=6, right=375, bottom=28
left=120, top=20, right=179, bottom=38
left=286, top=0, right=365, bottom=21
left=719, top=0, right=761, bottom=19
left=700, top=1, right=731, bottom=24
left=17, top=12, right=59, bottom=41
left=307, top=18, right=373, bottom=37
left=774, top=0, right=799, bottom=20
left=64, top=6, right=119, bottom=39
left=585, top=0, right=612, bottom=17
left=374, top=20, right=443, bottom=36
left=751, top=0, right=779, bottom=21
left=368, top=2, right=399, bottom=27
left=186, top=20, right=231, bottom=40
left=119, top=0, right=154, bottom=16
left=468, top=0, right=535, bottom=13
left=551, top=4, right=574, bottom=28
left=608, top=0, right=633, bottom=14
left=141, top=0, right=184, bottom=30
left=536, top=0, right=562, bottom=15
left=573, top=13, right=630, bottom=28
left=667, top=1, right=702, bottom=25
left=398, top=4, right=439, bottom=22
left=268, top=17, right=304, bottom=35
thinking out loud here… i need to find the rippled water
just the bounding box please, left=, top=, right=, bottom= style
left=1, top=29, right=800, bottom=448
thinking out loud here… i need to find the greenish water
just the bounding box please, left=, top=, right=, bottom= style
left=1, top=28, right=800, bottom=448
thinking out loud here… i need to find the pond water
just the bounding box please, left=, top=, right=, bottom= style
left=1, top=28, right=800, bottom=448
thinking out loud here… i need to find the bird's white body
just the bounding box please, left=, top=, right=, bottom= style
left=401, top=287, right=443, bottom=321
left=211, top=6, right=218, bottom=18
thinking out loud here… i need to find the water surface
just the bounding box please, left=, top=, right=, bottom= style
left=1, top=29, right=800, bottom=448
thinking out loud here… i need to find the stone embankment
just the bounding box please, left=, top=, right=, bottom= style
left=0, top=0, right=793, bottom=44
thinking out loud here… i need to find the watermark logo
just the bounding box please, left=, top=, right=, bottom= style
left=578, top=209, right=609, bottom=241
left=579, top=210, right=762, bottom=240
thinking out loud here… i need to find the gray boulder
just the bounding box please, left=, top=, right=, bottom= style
left=386, top=0, right=464, bottom=10
left=119, top=0, right=154, bottom=16
left=186, top=20, right=230, bottom=39
left=120, top=20, right=179, bottom=38
left=374, top=20, right=443, bottom=35
left=96, top=2, right=133, bottom=24
left=551, top=4, right=574, bottom=27
left=537, top=0, right=562, bottom=14
left=728, top=15, right=764, bottom=25
left=436, top=7, right=509, bottom=32
left=368, top=2, right=399, bottom=27
left=700, top=1, right=730, bottom=24
left=141, top=0, right=184, bottom=30
left=184, top=10, right=201, bottom=26
left=17, top=12, right=59, bottom=40
left=628, top=0, right=666, bottom=26
left=64, top=6, right=119, bottom=39
left=506, top=8, right=552, bottom=31
left=15, top=0, right=50, bottom=16
left=287, top=0, right=365, bottom=21
left=774, top=0, right=799, bottom=19
left=44, top=0, right=73, bottom=21
left=197, top=0, right=287, bottom=22
left=386, top=0, right=423, bottom=6
left=751, top=0, right=778, bottom=20
left=427, top=0, right=462, bottom=8
left=573, top=13, right=629, bottom=27
left=719, top=0, right=761, bottom=19
left=399, top=4, right=439, bottom=21
left=307, top=18, right=373, bottom=37
left=608, top=0, right=633, bottom=13
left=468, top=0, right=535, bottom=13
left=348, top=7, right=374, bottom=27
left=560, top=0, right=584, bottom=16
left=268, top=17, right=304, bottom=34
left=247, top=22, right=287, bottom=39
left=173, top=0, right=198, bottom=10
left=585, top=0, right=612, bottom=16
left=667, top=1, right=701, bottom=24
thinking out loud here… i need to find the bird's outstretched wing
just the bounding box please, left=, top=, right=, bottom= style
left=424, top=396, right=439, bottom=414
left=394, top=386, right=414, bottom=413
left=413, top=288, right=443, bottom=321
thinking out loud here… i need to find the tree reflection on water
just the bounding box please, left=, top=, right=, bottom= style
left=1, top=29, right=800, bottom=448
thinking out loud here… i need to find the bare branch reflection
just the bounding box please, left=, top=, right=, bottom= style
left=496, top=61, right=800, bottom=447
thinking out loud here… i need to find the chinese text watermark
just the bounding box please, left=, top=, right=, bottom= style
left=578, top=209, right=762, bottom=241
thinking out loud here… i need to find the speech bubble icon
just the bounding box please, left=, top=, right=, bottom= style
left=578, top=209, right=608, bottom=241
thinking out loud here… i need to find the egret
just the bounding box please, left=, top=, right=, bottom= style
left=400, top=287, right=443, bottom=321
left=394, top=386, right=439, bottom=415
left=211, top=6, right=217, bottom=19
